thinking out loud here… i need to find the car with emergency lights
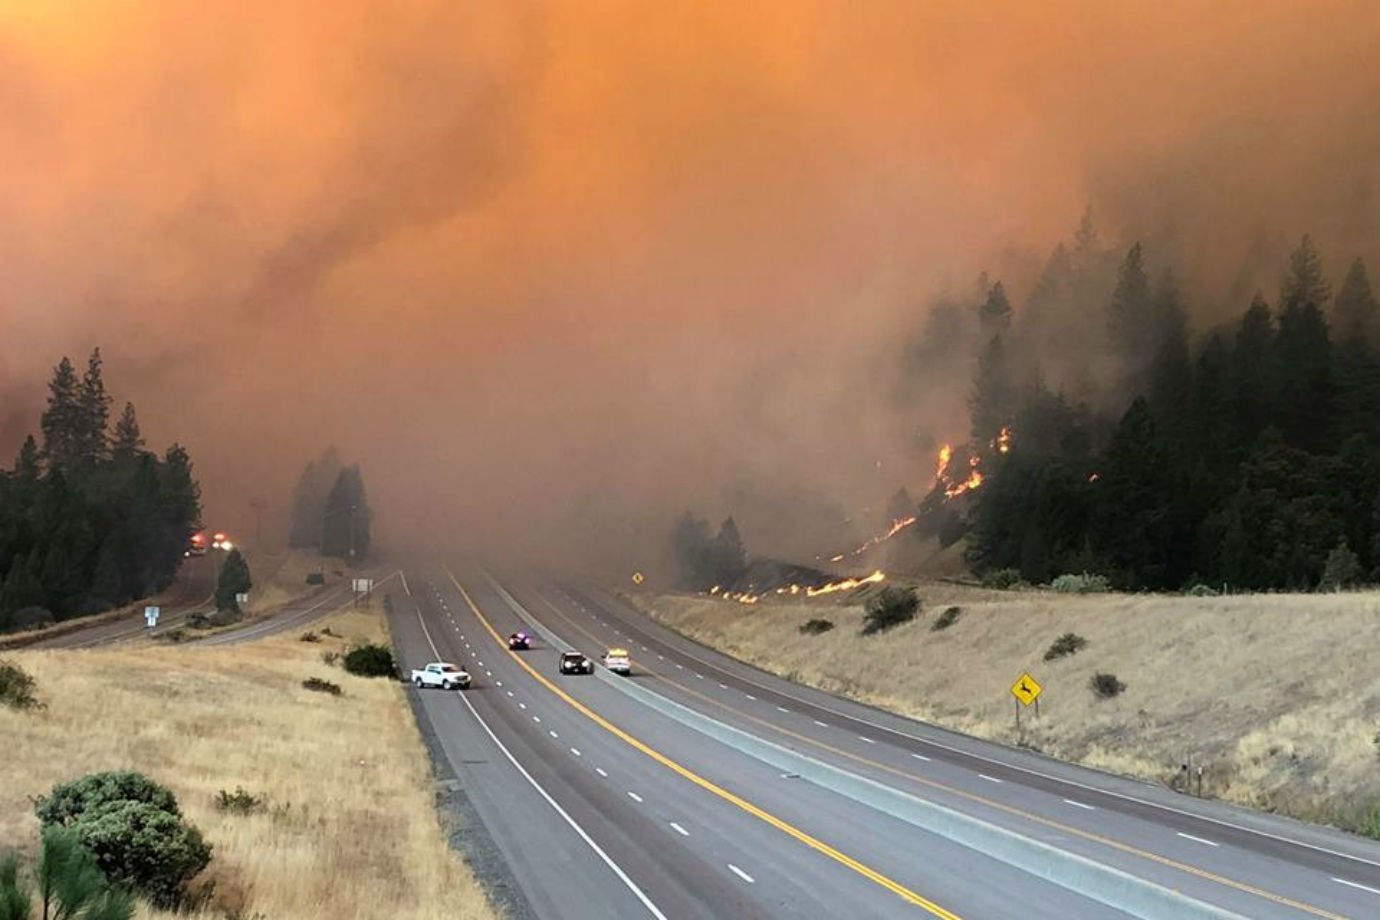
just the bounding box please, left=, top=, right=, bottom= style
left=508, top=631, right=532, bottom=650
left=602, top=647, right=631, bottom=675
left=558, top=650, right=593, bottom=675
left=410, top=662, right=472, bottom=690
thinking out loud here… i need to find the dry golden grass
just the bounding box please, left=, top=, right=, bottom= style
left=0, top=603, right=498, bottom=920
left=632, top=585, right=1380, bottom=829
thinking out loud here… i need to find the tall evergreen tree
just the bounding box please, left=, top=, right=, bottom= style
left=40, top=357, right=83, bottom=473
left=1107, top=243, right=1152, bottom=362
left=111, top=403, right=144, bottom=461
left=1281, top=234, right=1330, bottom=313
left=977, top=281, right=1012, bottom=336
left=321, top=465, right=371, bottom=560
left=77, top=348, right=112, bottom=465
left=970, top=335, right=1016, bottom=448
left=215, top=548, right=253, bottom=612
left=1232, top=293, right=1278, bottom=444
left=288, top=462, right=322, bottom=548
left=710, top=517, right=747, bottom=585
left=1089, top=398, right=1173, bottom=588
left=1275, top=290, right=1334, bottom=453
left=1333, top=257, right=1378, bottom=349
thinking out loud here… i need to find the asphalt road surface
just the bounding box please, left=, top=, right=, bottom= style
left=389, top=563, right=1380, bottom=920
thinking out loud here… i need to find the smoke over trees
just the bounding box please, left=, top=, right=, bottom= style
left=670, top=513, right=748, bottom=591
left=0, top=352, right=202, bottom=630
left=288, top=448, right=342, bottom=549
left=957, top=230, right=1380, bottom=591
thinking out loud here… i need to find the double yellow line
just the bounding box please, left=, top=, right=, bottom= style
left=448, top=570, right=962, bottom=919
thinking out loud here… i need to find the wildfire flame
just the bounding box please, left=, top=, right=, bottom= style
left=801, top=570, right=885, bottom=597
left=995, top=426, right=1012, bottom=455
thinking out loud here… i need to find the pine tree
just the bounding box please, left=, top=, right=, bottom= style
left=977, top=282, right=1012, bottom=335
left=214, top=548, right=253, bottom=612
left=1089, top=398, right=1172, bottom=588
left=1232, top=293, right=1278, bottom=444
left=1107, top=243, right=1151, bottom=361
left=670, top=512, right=713, bottom=589
left=288, top=462, right=322, bottom=548
left=1147, top=270, right=1191, bottom=429
left=970, top=335, right=1016, bottom=447
left=1275, top=292, right=1334, bottom=453
left=1281, top=234, right=1330, bottom=313
left=77, top=347, right=112, bottom=465
left=111, top=403, right=144, bottom=461
left=1333, top=257, right=1378, bottom=349
left=710, top=517, right=747, bottom=585
left=321, top=465, right=371, bottom=560
left=40, top=357, right=83, bottom=473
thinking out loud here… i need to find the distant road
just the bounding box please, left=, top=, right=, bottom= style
left=386, top=561, right=1380, bottom=920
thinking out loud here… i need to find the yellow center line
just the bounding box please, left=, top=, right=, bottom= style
left=526, top=587, right=1350, bottom=920
left=448, top=570, right=962, bottom=919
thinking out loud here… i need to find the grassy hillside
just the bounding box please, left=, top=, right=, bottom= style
left=0, top=603, right=497, bottom=920
left=632, top=584, right=1380, bottom=834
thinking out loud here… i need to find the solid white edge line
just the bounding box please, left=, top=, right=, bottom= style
left=728, top=864, right=755, bottom=884
left=1177, top=832, right=1220, bottom=848
left=581, top=587, right=1380, bottom=872
left=412, top=600, right=668, bottom=920
left=400, top=571, right=411, bottom=596
left=1333, top=877, right=1380, bottom=895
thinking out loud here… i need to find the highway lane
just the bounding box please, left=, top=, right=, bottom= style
left=27, top=554, right=220, bottom=649
left=501, top=572, right=1380, bottom=919
left=392, top=565, right=1145, bottom=920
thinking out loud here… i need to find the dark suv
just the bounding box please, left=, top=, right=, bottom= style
left=558, top=650, right=593, bottom=675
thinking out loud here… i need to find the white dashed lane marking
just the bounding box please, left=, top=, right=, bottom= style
left=670, top=822, right=689, bottom=836
left=627, top=791, right=643, bottom=803
left=728, top=865, right=755, bottom=884
left=596, top=768, right=609, bottom=777
left=1064, top=799, right=1095, bottom=811
left=1177, top=832, right=1219, bottom=848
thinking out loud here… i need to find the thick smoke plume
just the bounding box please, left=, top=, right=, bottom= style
left=0, top=2, right=1375, bottom=569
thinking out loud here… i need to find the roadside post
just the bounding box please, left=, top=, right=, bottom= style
left=352, top=577, right=374, bottom=606
left=144, top=605, right=160, bottom=629
left=1010, top=670, right=1043, bottom=730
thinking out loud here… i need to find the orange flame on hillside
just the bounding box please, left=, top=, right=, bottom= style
left=803, top=569, right=885, bottom=596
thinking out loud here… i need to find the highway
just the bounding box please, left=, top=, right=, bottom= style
left=389, top=563, right=1380, bottom=920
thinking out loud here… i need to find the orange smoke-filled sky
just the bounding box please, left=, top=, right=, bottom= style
left=1, top=1, right=1376, bottom=561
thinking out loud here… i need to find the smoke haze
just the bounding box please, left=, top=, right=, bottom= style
left=1, top=1, right=1376, bottom=566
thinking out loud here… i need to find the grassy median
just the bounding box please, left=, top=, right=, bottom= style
left=0, top=604, right=498, bottom=920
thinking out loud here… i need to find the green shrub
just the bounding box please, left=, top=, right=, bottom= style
left=798, top=618, right=835, bottom=636
left=861, top=587, right=920, bottom=636
left=156, top=628, right=188, bottom=643
left=343, top=644, right=397, bottom=678
left=302, top=676, right=342, bottom=696
left=185, top=612, right=210, bottom=629
left=1044, top=632, right=1088, bottom=661
left=1184, top=583, right=1219, bottom=597
left=305, top=572, right=325, bottom=586
left=36, top=771, right=181, bottom=828
left=214, top=787, right=262, bottom=815
left=1090, top=672, right=1126, bottom=700
left=980, top=569, right=1025, bottom=590
left=931, top=606, right=962, bottom=631
left=1051, top=572, right=1111, bottom=594
left=0, top=659, right=40, bottom=710
left=36, top=772, right=210, bottom=910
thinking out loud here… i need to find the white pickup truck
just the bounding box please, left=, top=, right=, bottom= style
left=410, top=662, right=472, bottom=690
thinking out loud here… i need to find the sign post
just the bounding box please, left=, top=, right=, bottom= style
left=351, top=577, right=374, bottom=606
left=1009, top=671, right=1043, bottom=730
left=144, top=606, right=160, bottom=629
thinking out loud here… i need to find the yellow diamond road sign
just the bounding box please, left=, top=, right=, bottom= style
left=1011, top=672, right=1043, bottom=707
